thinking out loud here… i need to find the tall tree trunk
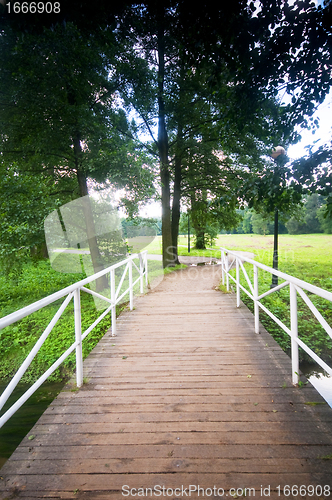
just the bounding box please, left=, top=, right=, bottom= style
left=191, top=191, right=208, bottom=250
left=157, top=7, right=174, bottom=268
left=171, top=123, right=183, bottom=265
left=195, top=229, right=206, bottom=249
left=74, top=135, right=108, bottom=291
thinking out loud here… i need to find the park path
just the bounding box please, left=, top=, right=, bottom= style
left=1, top=264, right=332, bottom=499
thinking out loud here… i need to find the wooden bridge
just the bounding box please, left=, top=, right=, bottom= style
left=1, top=264, right=332, bottom=499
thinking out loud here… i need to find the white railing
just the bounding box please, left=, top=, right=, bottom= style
left=0, top=251, right=148, bottom=428
left=221, top=247, right=332, bottom=386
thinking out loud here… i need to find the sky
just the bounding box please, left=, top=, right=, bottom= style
left=139, top=200, right=162, bottom=219
left=287, top=91, right=332, bottom=160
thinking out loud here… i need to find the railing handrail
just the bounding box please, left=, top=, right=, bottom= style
left=0, top=251, right=148, bottom=428
left=220, top=247, right=332, bottom=302
left=0, top=252, right=147, bottom=331
left=220, top=247, right=332, bottom=386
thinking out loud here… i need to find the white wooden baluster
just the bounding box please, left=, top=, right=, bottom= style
left=144, top=252, right=148, bottom=287
left=111, top=268, right=116, bottom=337
left=139, top=253, right=144, bottom=293
left=290, top=282, right=299, bottom=385
left=254, top=265, right=259, bottom=334
left=129, top=259, right=133, bottom=311
left=221, top=250, right=225, bottom=286
left=236, top=257, right=240, bottom=308
left=74, top=288, right=83, bottom=387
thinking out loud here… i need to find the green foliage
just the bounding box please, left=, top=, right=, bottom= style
left=235, top=206, right=289, bottom=236
left=0, top=19, right=156, bottom=288
left=121, top=217, right=161, bottom=238
left=238, top=208, right=254, bottom=234
left=286, top=194, right=324, bottom=234
left=317, top=205, right=332, bottom=234
left=241, top=151, right=304, bottom=225
left=236, top=195, right=326, bottom=236
left=0, top=162, right=77, bottom=277
left=251, top=212, right=274, bottom=235
left=2, top=1, right=332, bottom=270
left=0, top=19, right=156, bottom=218
left=0, top=22, right=127, bottom=176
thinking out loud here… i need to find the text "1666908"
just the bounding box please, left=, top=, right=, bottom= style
left=6, top=2, right=61, bottom=14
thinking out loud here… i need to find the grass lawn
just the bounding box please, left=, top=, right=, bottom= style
left=146, top=233, right=332, bottom=289
left=216, top=233, right=332, bottom=289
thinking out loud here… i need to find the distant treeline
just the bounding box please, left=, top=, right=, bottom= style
left=231, top=194, right=332, bottom=236
left=121, top=194, right=332, bottom=242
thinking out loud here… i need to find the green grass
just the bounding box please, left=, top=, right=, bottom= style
left=147, top=233, right=332, bottom=289
left=216, top=233, right=332, bottom=286
left=0, top=261, right=114, bottom=383
left=216, top=234, right=332, bottom=363
left=1, top=233, right=332, bottom=382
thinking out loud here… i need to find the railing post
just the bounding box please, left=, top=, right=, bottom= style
left=221, top=250, right=225, bottom=286
left=144, top=252, right=148, bottom=287
left=110, top=268, right=116, bottom=337
left=290, top=282, right=299, bottom=385
left=226, top=252, right=230, bottom=291
left=254, top=264, right=260, bottom=334
left=236, top=257, right=240, bottom=307
left=129, top=258, right=133, bottom=311
left=74, top=288, right=83, bottom=388
left=139, top=253, right=144, bottom=294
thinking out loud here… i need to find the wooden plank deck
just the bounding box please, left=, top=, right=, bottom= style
left=1, top=264, right=332, bottom=499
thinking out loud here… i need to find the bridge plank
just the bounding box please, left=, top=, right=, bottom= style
left=9, top=443, right=332, bottom=460
left=2, top=471, right=332, bottom=493
left=3, top=457, right=332, bottom=475
left=1, top=264, right=332, bottom=499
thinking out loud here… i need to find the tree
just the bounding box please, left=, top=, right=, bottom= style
left=114, top=2, right=298, bottom=266
left=184, top=151, right=241, bottom=249
left=237, top=208, right=254, bottom=234
left=2, top=0, right=332, bottom=272
left=318, top=205, right=332, bottom=234
left=0, top=162, right=74, bottom=277
left=0, top=20, right=155, bottom=287
left=251, top=211, right=273, bottom=235
left=303, top=194, right=324, bottom=233
left=285, top=210, right=306, bottom=235
left=286, top=194, right=325, bottom=234
left=184, top=0, right=332, bottom=228
left=291, top=147, right=332, bottom=218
